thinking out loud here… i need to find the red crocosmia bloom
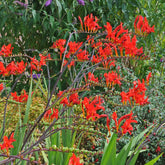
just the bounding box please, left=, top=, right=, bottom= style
left=57, top=90, right=69, bottom=106
left=30, top=54, right=48, bottom=73
left=88, top=72, right=99, bottom=83
left=91, top=54, right=102, bottom=64
left=11, top=92, right=19, bottom=102
left=121, top=118, right=138, bottom=135
left=76, top=50, right=89, bottom=61
left=50, top=108, right=59, bottom=120
left=86, top=35, right=95, bottom=46
left=6, top=61, right=17, bottom=75
left=111, top=111, right=137, bottom=135
left=146, top=72, right=152, bottom=85
left=69, top=93, right=80, bottom=106
left=69, top=153, right=83, bottom=165
left=104, top=71, right=121, bottom=88
left=0, top=133, right=16, bottom=153
left=121, top=79, right=149, bottom=106
left=19, top=90, right=28, bottom=102
left=68, top=41, right=83, bottom=54
left=39, top=54, right=47, bottom=66
left=15, top=61, right=27, bottom=74
left=104, top=22, right=128, bottom=44
left=82, top=96, right=105, bottom=121
left=30, top=56, right=40, bottom=73
left=0, top=61, right=27, bottom=76
left=52, top=39, right=66, bottom=60
left=0, top=83, right=3, bottom=92
left=120, top=91, right=130, bottom=105
left=44, top=109, right=52, bottom=120
left=11, top=90, right=28, bottom=103
left=123, top=35, right=143, bottom=57
left=63, top=59, right=75, bottom=70
left=134, top=15, right=154, bottom=36
left=0, top=44, right=13, bottom=57
left=0, top=62, right=6, bottom=76
left=78, top=14, right=102, bottom=32
left=44, top=108, right=59, bottom=120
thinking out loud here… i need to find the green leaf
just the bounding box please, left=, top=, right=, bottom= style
left=128, top=150, right=141, bottom=165
left=101, top=133, right=117, bottom=165
left=106, top=0, right=112, bottom=10
left=145, top=153, right=163, bottom=165
left=32, top=9, right=36, bottom=23
left=124, top=125, right=153, bottom=151
left=56, top=0, right=62, bottom=18
left=116, top=141, right=132, bottom=165
left=64, top=131, right=77, bottom=165
left=50, top=16, right=55, bottom=28
left=66, top=9, right=72, bottom=23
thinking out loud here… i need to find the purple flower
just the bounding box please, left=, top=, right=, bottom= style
left=14, top=1, right=28, bottom=8
left=77, top=0, right=85, bottom=5
left=90, top=0, right=94, bottom=2
left=45, top=0, right=52, bottom=7
left=32, top=74, right=41, bottom=79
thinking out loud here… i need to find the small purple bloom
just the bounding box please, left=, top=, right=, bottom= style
left=32, top=74, right=41, bottom=79
left=160, top=58, right=163, bottom=62
left=45, top=0, right=52, bottom=7
left=90, top=0, right=94, bottom=2
left=14, top=1, right=28, bottom=8
left=77, top=0, right=85, bottom=5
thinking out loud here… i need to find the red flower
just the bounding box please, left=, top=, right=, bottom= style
left=76, top=50, right=89, bottom=61
left=15, top=61, right=27, bottom=74
left=0, top=61, right=27, bottom=76
left=6, top=61, right=17, bottom=75
left=104, top=71, right=121, bottom=87
left=11, top=90, right=28, bottom=103
left=69, top=153, right=83, bottom=165
left=121, top=79, right=149, bottom=106
left=0, top=44, right=13, bottom=57
left=82, top=96, right=105, bottom=121
left=78, top=14, right=101, bottom=32
left=111, top=111, right=137, bottom=135
left=63, top=59, right=75, bottom=69
left=0, top=83, right=3, bottom=92
left=146, top=72, right=152, bottom=85
left=88, top=72, right=99, bottom=83
left=30, top=54, right=48, bottom=73
left=69, top=93, right=80, bottom=106
left=0, top=133, right=16, bottom=153
left=52, top=39, right=66, bottom=60
left=121, top=118, right=138, bottom=135
left=19, top=90, right=28, bottom=102
left=134, top=15, right=154, bottom=36
left=44, top=108, right=59, bottom=120
left=57, top=90, right=69, bottom=106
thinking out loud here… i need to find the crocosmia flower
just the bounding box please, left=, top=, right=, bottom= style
left=0, top=83, right=3, bottom=92
left=69, top=153, right=83, bottom=165
left=0, top=133, right=16, bottom=153
left=134, top=15, right=154, bottom=36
